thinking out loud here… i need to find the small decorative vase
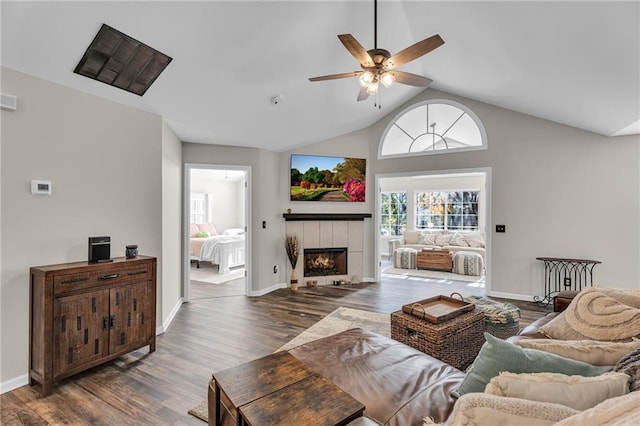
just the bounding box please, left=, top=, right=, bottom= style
left=125, top=245, right=138, bottom=259
left=290, top=269, right=298, bottom=291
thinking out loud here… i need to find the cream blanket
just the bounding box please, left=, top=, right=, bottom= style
left=565, top=287, right=640, bottom=340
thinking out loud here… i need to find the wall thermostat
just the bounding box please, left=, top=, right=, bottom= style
left=31, top=180, right=52, bottom=195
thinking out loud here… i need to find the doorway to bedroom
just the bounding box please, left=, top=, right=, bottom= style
left=184, top=165, right=250, bottom=301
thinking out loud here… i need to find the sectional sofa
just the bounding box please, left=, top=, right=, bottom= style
left=208, top=287, right=640, bottom=425
left=391, top=229, right=486, bottom=259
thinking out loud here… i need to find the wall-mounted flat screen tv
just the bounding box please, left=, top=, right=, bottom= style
left=290, top=154, right=366, bottom=202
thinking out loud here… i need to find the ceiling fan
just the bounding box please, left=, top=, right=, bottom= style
left=309, top=0, right=444, bottom=106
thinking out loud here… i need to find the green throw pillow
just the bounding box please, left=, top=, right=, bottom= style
left=195, top=231, right=210, bottom=238
left=454, top=333, right=612, bottom=397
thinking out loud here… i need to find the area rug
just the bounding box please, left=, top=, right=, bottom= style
left=190, top=264, right=245, bottom=284
left=187, top=307, right=389, bottom=422
left=382, top=266, right=485, bottom=284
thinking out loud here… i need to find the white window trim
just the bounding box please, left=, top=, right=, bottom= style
left=378, top=98, right=488, bottom=160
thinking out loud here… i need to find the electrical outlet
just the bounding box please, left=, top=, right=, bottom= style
left=273, top=265, right=279, bottom=274
left=496, top=225, right=506, bottom=233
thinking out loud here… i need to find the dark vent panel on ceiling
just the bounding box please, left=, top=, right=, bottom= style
left=74, top=24, right=172, bottom=96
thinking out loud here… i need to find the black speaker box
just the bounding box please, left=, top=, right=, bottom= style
left=88, top=236, right=111, bottom=262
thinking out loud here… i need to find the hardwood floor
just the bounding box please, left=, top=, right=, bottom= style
left=1, top=277, right=550, bottom=425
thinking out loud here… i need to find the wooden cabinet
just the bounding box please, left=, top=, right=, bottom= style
left=30, top=256, right=156, bottom=396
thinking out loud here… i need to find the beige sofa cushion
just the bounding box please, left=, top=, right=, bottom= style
left=515, top=339, right=640, bottom=366
left=485, top=372, right=630, bottom=411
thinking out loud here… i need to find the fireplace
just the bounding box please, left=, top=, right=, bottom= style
left=304, top=247, right=348, bottom=277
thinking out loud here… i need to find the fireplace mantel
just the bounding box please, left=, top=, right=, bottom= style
left=283, top=213, right=372, bottom=221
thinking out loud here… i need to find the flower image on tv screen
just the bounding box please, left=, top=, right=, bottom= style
left=290, top=154, right=366, bottom=202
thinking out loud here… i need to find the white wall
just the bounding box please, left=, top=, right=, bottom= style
left=161, top=121, right=183, bottom=331
left=190, top=173, right=244, bottom=232
left=0, top=68, right=164, bottom=389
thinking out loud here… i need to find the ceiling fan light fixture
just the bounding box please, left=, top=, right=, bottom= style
left=366, top=80, right=379, bottom=95
left=359, top=71, right=374, bottom=87
left=380, top=72, right=395, bottom=88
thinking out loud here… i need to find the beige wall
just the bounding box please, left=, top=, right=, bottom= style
left=182, top=143, right=284, bottom=293
left=0, top=68, right=173, bottom=389
left=161, top=120, right=183, bottom=329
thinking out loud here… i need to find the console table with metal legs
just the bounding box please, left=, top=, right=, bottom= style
left=534, top=257, right=601, bottom=306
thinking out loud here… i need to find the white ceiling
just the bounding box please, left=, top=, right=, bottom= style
left=2, top=1, right=638, bottom=152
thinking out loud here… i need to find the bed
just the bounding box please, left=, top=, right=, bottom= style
left=190, top=224, right=245, bottom=273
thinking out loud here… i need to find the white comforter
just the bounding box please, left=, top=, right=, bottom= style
left=191, top=234, right=245, bottom=273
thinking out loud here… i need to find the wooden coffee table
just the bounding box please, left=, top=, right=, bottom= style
left=417, top=249, right=453, bottom=271
left=212, top=351, right=364, bottom=426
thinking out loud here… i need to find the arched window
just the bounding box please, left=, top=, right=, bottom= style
left=379, top=100, right=487, bottom=158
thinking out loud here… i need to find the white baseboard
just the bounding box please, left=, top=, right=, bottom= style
left=248, top=282, right=287, bottom=297
left=487, top=290, right=535, bottom=302
left=0, top=373, right=28, bottom=395
left=156, top=297, right=184, bottom=335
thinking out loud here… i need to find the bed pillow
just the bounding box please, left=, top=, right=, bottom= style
left=515, top=339, right=640, bottom=366
left=454, top=333, right=612, bottom=396
left=198, top=223, right=217, bottom=235
left=485, top=372, right=630, bottom=411
left=190, top=224, right=200, bottom=237
left=195, top=231, right=210, bottom=238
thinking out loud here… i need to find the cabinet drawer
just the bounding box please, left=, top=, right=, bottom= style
left=54, top=264, right=152, bottom=296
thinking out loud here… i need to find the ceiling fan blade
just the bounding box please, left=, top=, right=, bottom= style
left=309, top=71, right=363, bottom=82
left=338, top=34, right=374, bottom=67
left=389, top=71, right=433, bottom=87
left=383, top=34, right=444, bottom=70
left=357, top=86, right=369, bottom=101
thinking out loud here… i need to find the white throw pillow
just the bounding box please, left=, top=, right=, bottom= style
left=449, top=232, right=470, bottom=247
left=464, top=232, right=485, bottom=248
left=434, top=232, right=454, bottom=246
left=485, top=372, right=630, bottom=411
left=515, top=339, right=640, bottom=366
left=554, top=391, right=640, bottom=425
left=403, top=230, right=423, bottom=244
left=417, top=233, right=437, bottom=245
left=423, top=393, right=578, bottom=426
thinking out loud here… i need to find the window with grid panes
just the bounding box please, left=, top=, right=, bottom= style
left=415, top=191, right=479, bottom=230
left=380, top=192, right=407, bottom=236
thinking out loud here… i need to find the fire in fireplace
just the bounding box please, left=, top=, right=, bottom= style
left=304, top=247, right=348, bottom=277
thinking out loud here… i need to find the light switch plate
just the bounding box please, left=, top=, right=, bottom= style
left=31, top=180, right=52, bottom=195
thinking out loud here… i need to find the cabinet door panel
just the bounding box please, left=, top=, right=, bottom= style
left=53, top=290, right=110, bottom=375
left=109, top=282, right=152, bottom=354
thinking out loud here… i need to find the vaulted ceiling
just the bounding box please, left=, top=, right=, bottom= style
left=2, top=1, right=638, bottom=151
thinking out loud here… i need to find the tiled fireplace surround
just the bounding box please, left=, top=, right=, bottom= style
left=284, top=215, right=366, bottom=286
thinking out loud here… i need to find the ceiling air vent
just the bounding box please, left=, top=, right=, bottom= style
left=74, top=24, right=172, bottom=96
